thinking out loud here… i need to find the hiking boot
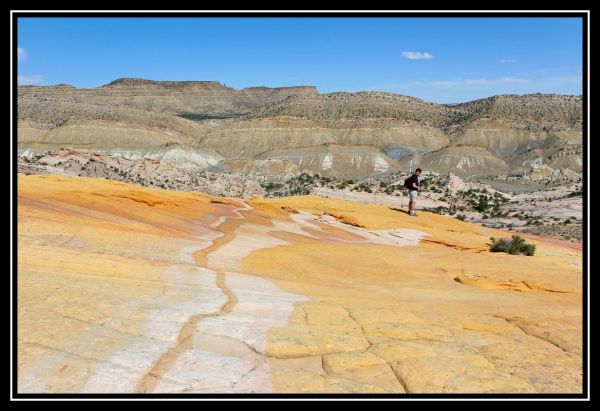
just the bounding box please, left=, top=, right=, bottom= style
left=409, top=211, right=417, bottom=216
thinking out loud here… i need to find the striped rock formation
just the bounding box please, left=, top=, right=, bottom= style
left=17, top=175, right=582, bottom=393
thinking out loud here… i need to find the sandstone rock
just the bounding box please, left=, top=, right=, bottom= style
left=17, top=171, right=583, bottom=394
left=446, top=172, right=466, bottom=195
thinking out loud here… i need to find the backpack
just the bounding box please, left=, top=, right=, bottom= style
left=404, top=176, right=413, bottom=190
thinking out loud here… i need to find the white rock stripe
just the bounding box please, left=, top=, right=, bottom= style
left=70, top=200, right=429, bottom=393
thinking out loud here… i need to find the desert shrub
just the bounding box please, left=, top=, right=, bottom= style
left=564, top=189, right=583, bottom=198
left=520, top=243, right=536, bottom=256
left=424, top=206, right=448, bottom=215
left=489, top=235, right=535, bottom=256
left=474, top=195, right=489, bottom=212
left=456, top=214, right=466, bottom=221
left=261, top=182, right=283, bottom=191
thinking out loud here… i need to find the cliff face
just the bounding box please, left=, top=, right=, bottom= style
left=241, top=86, right=319, bottom=105
left=238, top=92, right=582, bottom=178
left=397, top=145, right=510, bottom=177
left=19, top=78, right=318, bottom=117
left=450, top=94, right=582, bottom=128
left=17, top=80, right=583, bottom=180
left=251, top=144, right=400, bottom=178
left=245, top=93, right=582, bottom=155
left=17, top=174, right=583, bottom=393
left=103, top=78, right=227, bottom=88
left=447, top=94, right=582, bottom=158
left=246, top=92, right=455, bottom=128
left=196, top=117, right=449, bottom=159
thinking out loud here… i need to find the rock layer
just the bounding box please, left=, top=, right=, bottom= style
left=18, top=81, right=582, bottom=180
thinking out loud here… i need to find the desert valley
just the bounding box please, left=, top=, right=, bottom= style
left=16, top=78, right=584, bottom=394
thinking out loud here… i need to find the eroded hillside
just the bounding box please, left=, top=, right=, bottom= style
left=17, top=80, right=583, bottom=182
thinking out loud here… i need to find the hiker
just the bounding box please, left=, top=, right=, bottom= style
left=404, top=168, right=422, bottom=216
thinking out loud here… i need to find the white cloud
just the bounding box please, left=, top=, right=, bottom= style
left=404, top=77, right=529, bottom=89
left=403, top=80, right=457, bottom=88
left=532, top=67, right=577, bottom=74
left=498, top=76, right=528, bottom=83
left=18, top=48, right=26, bottom=61
left=288, top=76, right=299, bottom=81
left=374, top=74, right=580, bottom=98
left=465, top=77, right=529, bottom=85
left=464, top=78, right=489, bottom=85
left=426, top=80, right=458, bottom=88
left=499, top=59, right=518, bottom=63
left=18, top=74, right=44, bottom=85
left=544, top=75, right=582, bottom=82
left=402, top=51, right=434, bottom=60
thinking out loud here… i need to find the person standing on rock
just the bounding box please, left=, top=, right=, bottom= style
left=405, top=168, right=422, bottom=216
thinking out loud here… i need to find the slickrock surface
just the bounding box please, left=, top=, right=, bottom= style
left=18, top=175, right=582, bottom=393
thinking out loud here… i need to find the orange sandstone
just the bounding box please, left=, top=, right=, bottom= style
left=17, top=175, right=582, bottom=393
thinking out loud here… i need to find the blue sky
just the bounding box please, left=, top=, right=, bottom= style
left=17, top=17, right=583, bottom=103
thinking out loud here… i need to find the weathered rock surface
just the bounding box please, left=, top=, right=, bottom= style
left=398, top=145, right=510, bottom=177
left=18, top=175, right=582, bottom=393
left=252, top=144, right=400, bottom=178
left=196, top=116, right=448, bottom=160
left=18, top=148, right=264, bottom=199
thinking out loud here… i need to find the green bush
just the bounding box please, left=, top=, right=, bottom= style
left=489, top=235, right=536, bottom=256
left=261, top=182, right=283, bottom=191
left=564, top=189, right=583, bottom=198
left=423, top=206, right=449, bottom=215
left=521, top=243, right=536, bottom=256
left=474, top=195, right=489, bottom=212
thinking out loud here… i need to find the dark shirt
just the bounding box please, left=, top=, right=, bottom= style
left=409, top=174, right=420, bottom=190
